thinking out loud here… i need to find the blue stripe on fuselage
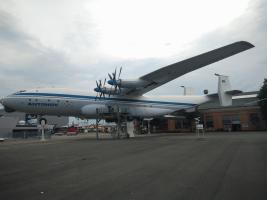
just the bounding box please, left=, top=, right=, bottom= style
left=14, top=92, right=196, bottom=107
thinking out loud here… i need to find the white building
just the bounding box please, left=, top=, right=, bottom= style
left=0, top=111, right=68, bottom=138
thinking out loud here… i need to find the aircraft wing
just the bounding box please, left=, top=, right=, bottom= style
left=125, top=41, right=254, bottom=96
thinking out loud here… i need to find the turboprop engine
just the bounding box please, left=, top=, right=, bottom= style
left=94, top=67, right=150, bottom=98
left=94, top=78, right=121, bottom=99
left=94, top=86, right=120, bottom=96
left=107, top=67, right=149, bottom=94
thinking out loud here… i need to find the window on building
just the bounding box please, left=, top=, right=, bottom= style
left=250, top=113, right=259, bottom=125
left=176, top=119, right=183, bottom=129
left=223, top=114, right=241, bottom=131
left=151, top=118, right=168, bottom=130
left=206, top=116, right=213, bottom=128
left=222, top=115, right=240, bottom=125
left=182, top=119, right=191, bottom=129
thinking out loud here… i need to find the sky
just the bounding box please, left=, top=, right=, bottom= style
left=0, top=0, right=266, bottom=97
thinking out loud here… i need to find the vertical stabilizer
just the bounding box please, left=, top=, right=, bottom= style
left=216, top=74, right=232, bottom=106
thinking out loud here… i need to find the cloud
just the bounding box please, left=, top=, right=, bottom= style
left=148, top=0, right=267, bottom=95
left=0, top=0, right=266, bottom=97
left=0, top=10, right=78, bottom=95
left=0, top=7, right=170, bottom=95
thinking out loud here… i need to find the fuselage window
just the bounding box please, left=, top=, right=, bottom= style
left=28, top=99, right=31, bottom=101
left=35, top=99, right=38, bottom=102
left=48, top=99, right=50, bottom=102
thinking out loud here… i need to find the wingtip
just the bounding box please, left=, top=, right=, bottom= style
left=238, top=41, right=255, bottom=48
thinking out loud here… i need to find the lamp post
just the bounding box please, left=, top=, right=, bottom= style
left=180, top=86, right=186, bottom=95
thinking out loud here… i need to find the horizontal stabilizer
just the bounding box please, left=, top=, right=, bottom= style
left=207, top=90, right=243, bottom=103
left=225, top=90, right=242, bottom=95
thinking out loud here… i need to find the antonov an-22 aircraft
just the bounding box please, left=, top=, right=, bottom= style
left=0, top=41, right=254, bottom=121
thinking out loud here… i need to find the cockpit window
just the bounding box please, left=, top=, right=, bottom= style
left=13, top=90, right=26, bottom=95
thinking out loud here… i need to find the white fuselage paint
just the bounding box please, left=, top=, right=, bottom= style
left=2, top=88, right=210, bottom=118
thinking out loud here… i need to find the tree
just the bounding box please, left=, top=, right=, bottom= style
left=257, top=79, right=267, bottom=121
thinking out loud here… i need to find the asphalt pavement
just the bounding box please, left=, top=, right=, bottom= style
left=0, top=132, right=267, bottom=200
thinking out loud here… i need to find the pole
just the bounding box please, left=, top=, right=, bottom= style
left=41, top=127, right=45, bottom=141
left=96, top=108, right=99, bottom=140
left=116, top=105, right=120, bottom=139
left=40, top=119, right=46, bottom=141
left=148, top=120, right=151, bottom=134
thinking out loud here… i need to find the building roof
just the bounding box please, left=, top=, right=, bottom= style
left=199, top=91, right=259, bottom=110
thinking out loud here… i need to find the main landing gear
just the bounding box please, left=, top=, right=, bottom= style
left=95, top=105, right=131, bottom=140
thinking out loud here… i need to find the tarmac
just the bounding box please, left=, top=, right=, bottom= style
left=0, top=132, right=267, bottom=200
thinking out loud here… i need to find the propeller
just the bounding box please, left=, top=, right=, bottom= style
left=108, top=66, right=122, bottom=96
left=94, top=79, right=106, bottom=100
left=94, top=80, right=101, bottom=100
left=101, top=78, right=106, bottom=98
left=94, top=80, right=103, bottom=100
left=118, top=67, right=122, bottom=78
left=117, top=67, right=122, bottom=93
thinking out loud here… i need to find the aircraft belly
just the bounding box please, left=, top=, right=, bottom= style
left=125, top=104, right=191, bottom=117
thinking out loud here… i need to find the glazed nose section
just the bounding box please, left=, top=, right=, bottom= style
left=0, top=96, right=10, bottom=107
left=0, top=96, right=4, bottom=105
left=0, top=96, right=15, bottom=113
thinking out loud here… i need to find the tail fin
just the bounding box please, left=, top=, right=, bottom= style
left=217, top=74, right=231, bottom=106
left=215, top=74, right=241, bottom=106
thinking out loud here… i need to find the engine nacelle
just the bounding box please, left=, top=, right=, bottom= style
left=108, top=79, right=148, bottom=88
left=94, top=87, right=120, bottom=95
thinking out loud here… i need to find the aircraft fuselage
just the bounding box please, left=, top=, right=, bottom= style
left=1, top=88, right=209, bottom=118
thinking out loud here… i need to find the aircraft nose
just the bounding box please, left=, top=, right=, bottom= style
left=0, top=97, right=4, bottom=105
left=0, top=96, right=8, bottom=106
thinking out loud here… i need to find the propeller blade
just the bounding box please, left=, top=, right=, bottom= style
left=114, top=67, right=117, bottom=79
left=108, top=73, right=112, bottom=80
left=118, top=66, right=122, bottom=79
left=114, top=85, right=118, bottom=93
left=95, top=91, right=99, bottom=101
